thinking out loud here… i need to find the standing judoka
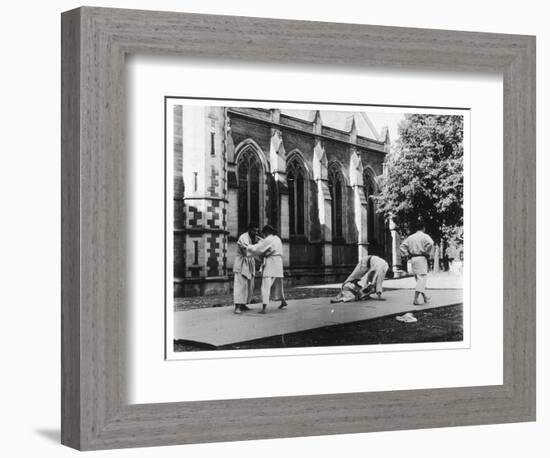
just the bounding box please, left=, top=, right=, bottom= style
left=400, top=221, right=435, bottom=305
left=232, top=222, right=261, bottom=314
left=247, top=224, right=288, bottom=314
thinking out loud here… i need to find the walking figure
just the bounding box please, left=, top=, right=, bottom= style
left=400, top=221, right=434, bottom=305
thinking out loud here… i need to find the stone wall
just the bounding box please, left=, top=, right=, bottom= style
left=173, top=106, right=391, bottom=297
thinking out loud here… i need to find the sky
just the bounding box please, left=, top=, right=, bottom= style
left=279, top=107, right=405, bottom=146
left=365, top=112, right=405, bottom=146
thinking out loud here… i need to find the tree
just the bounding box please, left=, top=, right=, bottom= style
left=376, top=114, right=463, bottom=244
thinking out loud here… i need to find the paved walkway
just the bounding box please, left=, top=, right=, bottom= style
left=302, top=271, right=463, bottom=291
left=173, top=280, right=463, bottom=347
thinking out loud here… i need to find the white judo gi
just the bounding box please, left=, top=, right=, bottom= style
left=400, top=230, right=435, bottom=293
left=232, top=232, right=257, bottom=305
left=332, top=255, right=389, bottom=303
left=247, top=234, right=286, bottom=305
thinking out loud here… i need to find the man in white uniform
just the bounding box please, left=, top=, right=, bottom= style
left=331, top=255, right=389, bottom=303
left=247, top=224, right=288, bottom=314
left=232, top=222, right=261, bottom=314
left=400, top=222, right=435, bottom=305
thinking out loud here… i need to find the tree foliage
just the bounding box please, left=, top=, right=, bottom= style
left=376, top=114, right=464, bottom=244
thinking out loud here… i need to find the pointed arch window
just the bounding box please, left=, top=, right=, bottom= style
left=328, top=164, right=344, bottom=239
left=287, top=155, right=307, bottom=236
left=267, top=173, right=278, bottom=229
left=363, top=170, right=377, bottom=244
left=237, top=148, right=262, bottom=234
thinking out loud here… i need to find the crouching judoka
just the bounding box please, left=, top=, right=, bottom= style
left=246, top=224, right=288, bottom=314
left=331, top=255, right=389, bottom=303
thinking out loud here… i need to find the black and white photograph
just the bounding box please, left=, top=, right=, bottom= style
left=166, top=98, right=467, bottom=355
left=2, top=0, right=542, bottom=455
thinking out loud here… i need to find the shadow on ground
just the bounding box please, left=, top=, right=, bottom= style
left=35, top=429, right=60, bottom=443
left=175, top=303, right=463, bottom=352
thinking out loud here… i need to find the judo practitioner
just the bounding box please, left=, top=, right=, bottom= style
left=232, top=222, right=261, bottom=314
left=331, top=254, right=389, bottom=303
left=400, top=222, right=435, bottom=305
left=247, top=224, right=288, bottom=314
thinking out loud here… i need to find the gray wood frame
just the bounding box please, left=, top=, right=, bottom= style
left=61, top=6, right=536, bottom=451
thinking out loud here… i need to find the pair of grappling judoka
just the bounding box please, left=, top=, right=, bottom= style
left=233, top=222, right=390, bottom=314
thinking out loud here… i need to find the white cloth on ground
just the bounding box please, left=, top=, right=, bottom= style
left=396, top=312, right=418, bottom=323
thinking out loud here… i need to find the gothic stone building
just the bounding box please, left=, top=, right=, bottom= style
left=172, top=105, right=396, bottom=297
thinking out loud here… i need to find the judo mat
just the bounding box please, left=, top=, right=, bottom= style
left=173, top=288, right=463, bottom=347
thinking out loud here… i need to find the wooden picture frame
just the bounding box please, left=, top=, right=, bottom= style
left=61, top=6, right=536, bottom=450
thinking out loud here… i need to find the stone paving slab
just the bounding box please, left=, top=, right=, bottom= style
left=173, top=288, right=463, bottom=347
